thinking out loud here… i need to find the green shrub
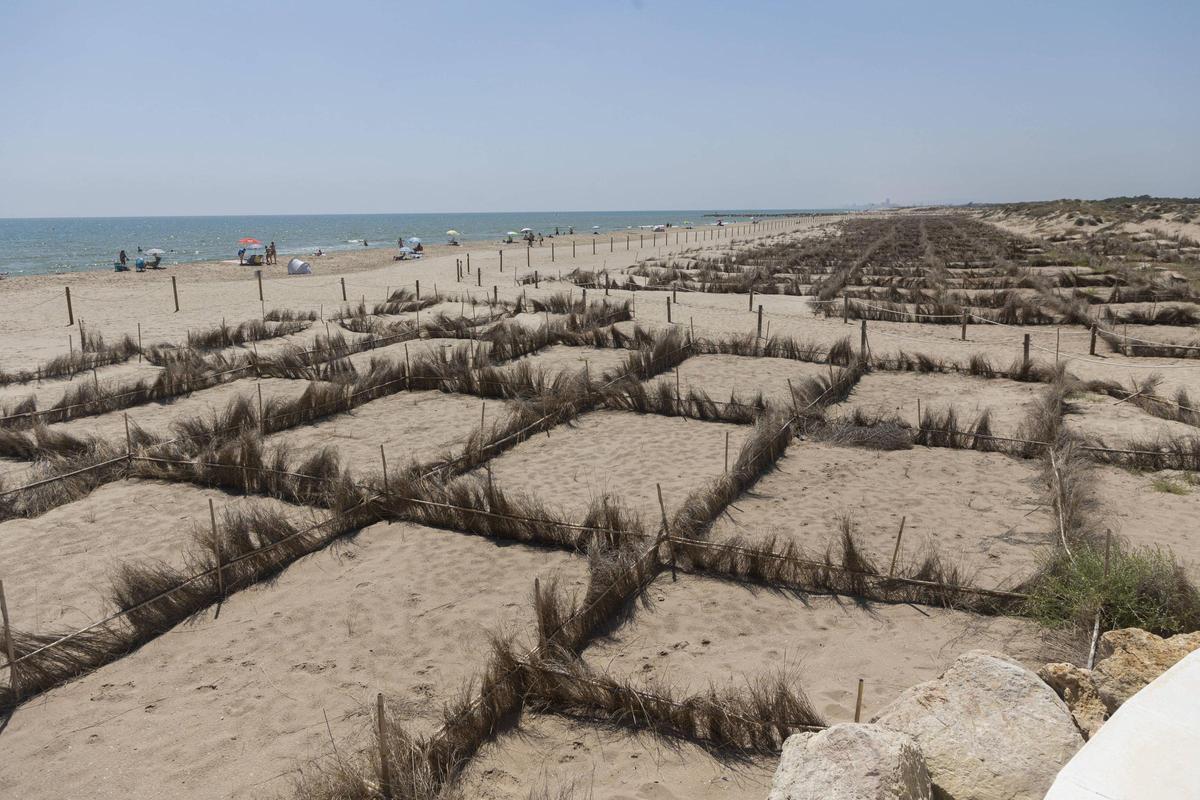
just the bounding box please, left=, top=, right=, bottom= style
left=1025, top=542, right=1200, bottom=635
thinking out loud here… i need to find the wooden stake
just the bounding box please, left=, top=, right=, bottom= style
left=377, top=693, right=393, bottom=799
left=209, top=498, right=224, bottom=598
left=415, top=279, right=420, bottom=300
left=405, top=344, right=412, bottom=390
left=757, top=305, right=764, bottom=339
left=480, top=402, right=486, bottom=460
left=854, top=678, right=864, bottom=722
left=380, top=444, right=389, bottom=494
left=477, top=268, right=482, bottom=287
left=256, top=269, right=263, bottom=302
left=341, top=276, right=347, bottom=301
left=1055, top=327, right=1061, bottom=365
left=860, top=318, right=868, bottom=355
left=64, top=286, right=74, bottom=326
left=0, top=580, right=18, bottom=702
left=466, top=252, right=470, bottom=272
left=124, top=412, right=132, bottom=464
left=843, top=294, right=849, bottom=323
left=137, top=322, right=143, bottom=362
left=724, top=430, right=730, bottom=473
left=961, top=311, right=967, bottom=341
left=257, top=383, right=264, bottom=432
left=748, top=289, right=754, bottom=312
left=666, top=297, right=672, bottom=324
left=1090, top=325, right=1097, bottom=355
left=888, top=516, right=906, bottom=577
left=171, top=275, right=179, bottom=312
left=656, top=483, right=676, bottom=580
left=1023, top=333, right=1031, bottom=365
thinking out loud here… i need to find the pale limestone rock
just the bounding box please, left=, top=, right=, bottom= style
left=873, top=650, right=1083, bottom=800
left=768, top=723, right=932, bottom=800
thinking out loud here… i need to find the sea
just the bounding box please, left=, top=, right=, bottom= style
left=0, top=210, right=837, bottom=277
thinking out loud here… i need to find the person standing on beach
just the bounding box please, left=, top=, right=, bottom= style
left=119, top=249, right=127, bottom=266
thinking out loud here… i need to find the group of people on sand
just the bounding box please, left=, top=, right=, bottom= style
left=116, top=247, right=164, bottom=272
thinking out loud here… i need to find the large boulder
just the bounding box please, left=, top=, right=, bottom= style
left=768, top=723, right=932, bottom=800
left=873, top=650, right=1083, bottom=800
left=1092, top=628, right=1200, bottom=713
left=1038, top=662, right=1106, bottom=740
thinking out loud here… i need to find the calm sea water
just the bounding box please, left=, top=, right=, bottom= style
left=0, top=210, right=834, bottom=277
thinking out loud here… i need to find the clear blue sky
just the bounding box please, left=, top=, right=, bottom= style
left=2, top=0, right=1197, bottom=217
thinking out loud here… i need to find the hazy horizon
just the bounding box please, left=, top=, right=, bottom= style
left=3, top=0, right=1197, bottom=218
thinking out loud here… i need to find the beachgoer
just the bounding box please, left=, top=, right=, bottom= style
left=363, top=240, right=369, bottom=247
left=119, top=249, right=127, bottom=266
left=269, top=242, right=277, bottom=264
left=568, top=226, right=574, bottom=235
left=537, top=234, right=544, bottom=245
left=316, top=248, right=323, bottom=257
left=555, top=227, right=560, bottom=236
left=237, top=248, right=245, bottom=264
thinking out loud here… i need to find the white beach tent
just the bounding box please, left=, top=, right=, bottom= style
left=287, top=258, right=312, bottom=275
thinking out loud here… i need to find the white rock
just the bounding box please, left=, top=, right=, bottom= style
left=872, top=650, right=1083, bottom=800
left=769, top=723, right=932, bottom=800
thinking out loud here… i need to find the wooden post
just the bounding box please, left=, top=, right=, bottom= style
left=137, top=322, right=143, bottom=362
left=257, top=383, right=264, bottom=432
left=477, top=268, right=482, bottom=287
left=675, top=367, right=682, bottom=409
left=340, top=276, right=347, bottom=301
left=1023, top=333, right=1031, bottom=365
left=380, top=444, right=389, bottom=494
left=609, top=236, right=613, bottom=252
left=256, top=269, right=263, bottom=302
left=209, top=498, right=224, bottom=598
left=467, top=252, right=471, bottom=272
left=1055, top=327, right=1061, bottom=365
left=666, top=297, right=672, bottom=324
left=499, top=250, right=504, bottom=271
left=479, top=402, right=486, bottom=460
left=961, top=311, right=967, bottom=341
left=724, top=430, right=730, bottom=473
left=592, top=238, right=596, bottom=255
left=640, top=234, right=643, bottom=248
left=526, top=245, right=530, bottom=268
left=854, top=678, right=865, bottom=722
left=377, top=693, right=393, bottom=799
left=656, top=483, right=676, bottom=580
left=124, top=412, right=132, bottom=464
left=171, top=275, right=179, bottom=312
left=860, top=318, right=868, bottom=355
left=748, top=289, right=754, bottom=312
left=1090, top=325, right=1097, bottom=355
left=842, top=295, right=848, bottom=324
left=551, top=242, right=555, bottom=262
left=415, top=279, right=420, bottom=301
left=888, top=517, right=906, bottom=577
left=757, top=305, right=764, bottom=340
left=64, top=286, right=74, bottom=326
left=493, top=285, right=498, bottom=304
left=0, top=580, right=18, bottom=702
left=916, top=398, right=921, bottom=429
left=535, top=270, right=540, bottom=289
left=404, top=344, right=411, bottom=390
left=572, top=240, right=576, bottom=258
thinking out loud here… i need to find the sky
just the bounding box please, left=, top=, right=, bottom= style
left=1, top=0, right=1197, bottom=218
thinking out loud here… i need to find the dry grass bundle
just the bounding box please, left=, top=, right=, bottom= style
left=521, top=657, right=823, bottom=754
left=186, top=318, right=311, bottom=351
left=1, top=626, right=127, bottom=707
left=612, top=328, right=690, bottom=382
left=601, top=380, right=764, bottom=424
left=0, top=442, right=126, bottom=521
left=0, top=333, right=141, bottom=386
left=264, top=308, right=321, bottom=322
left=813, top=410, right=914, bottom=451
left=915, top=408, right=1003, bottom=452
left=669, top=413, right=795, bottom=542
left=1103, top=305, right=1200, bottom=327
left=372, top=287, right=442, bottom=316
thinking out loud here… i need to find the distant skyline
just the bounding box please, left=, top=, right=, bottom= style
left=2, top=1, right=1197, bottom=218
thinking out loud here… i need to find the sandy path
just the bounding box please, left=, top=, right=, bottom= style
left=667, top=354, right=829, bottom=407
left=583, top=572, right=1074, bottom=725
left=265, top=389, right=517, bottom=472
left=0, top=522, right=589, bottom=800
left=708, top=442, right=1050, bottom=588
left=0, top=479, right=307, bottom=632
left=834, top=371, right=1043, bottom=436
left=46, top=377, right=313, bottom=444
left=458, top=711, right=775, bottom=800
left=480, top=410, right=753, bottom=524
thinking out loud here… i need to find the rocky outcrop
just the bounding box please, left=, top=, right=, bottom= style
left=768, top=723, right=932, bottom=800
left=1037, top=662, right=1106, bottom=740
left=1092, top=628, right=1200, bottom=713
left=873, top=650, right=1083, bottom=800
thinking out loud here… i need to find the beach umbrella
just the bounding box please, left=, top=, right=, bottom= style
left=520, top=227, right=533, bottom=233
left=446, top=230, right=459, bottom=236
left=407, top=237, right=422, bottom=244
left=238, top=237, right=260, bottom=245
left=144, top=248, right=165, bottom=256
left=399, top=246, right=415, bottom=255
left=592, top=226, right=600, bottom=229
left=506, top=231, right=518, bottom=236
